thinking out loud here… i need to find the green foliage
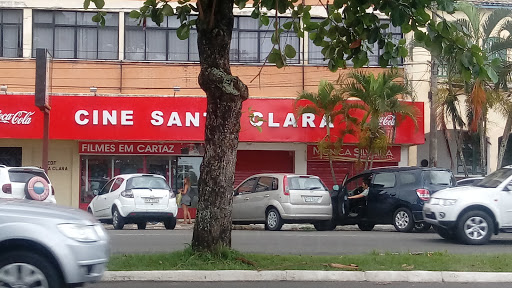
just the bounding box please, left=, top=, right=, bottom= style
left=85, top=0, right=494, bottom=77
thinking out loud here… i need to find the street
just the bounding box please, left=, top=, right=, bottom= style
left=107, top=225, right=512, bottom=255
left=88, top=281, right=512, bottom=288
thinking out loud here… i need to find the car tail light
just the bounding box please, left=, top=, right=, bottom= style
left=416, top=189, right=430, bottom=201
left=2, top=184, right=11, bottom=194
left=51, top=186, right=55, bottom=195
left=283, top=175, right=290, bottom=196
left=121, top=190, right=134, bottom=198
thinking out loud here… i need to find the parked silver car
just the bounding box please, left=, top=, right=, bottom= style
left=0, top=199, right=109, bottom=288
left=232, top=173, right=332, bottom=231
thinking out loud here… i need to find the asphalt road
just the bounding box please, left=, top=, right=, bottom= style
left=107, top=225, right=512, bottom=255
left=87, top=281, right=512, bottom=288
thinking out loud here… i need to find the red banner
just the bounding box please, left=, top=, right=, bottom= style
left=307, top=145, right=401, bottom=162
left=0, top=95, right=424, bottom=145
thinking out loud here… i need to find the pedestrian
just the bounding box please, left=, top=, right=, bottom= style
left=178, top=176, right=192, bottom=224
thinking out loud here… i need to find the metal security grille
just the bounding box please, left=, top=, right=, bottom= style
left=0, top=147, right=22, bottom=167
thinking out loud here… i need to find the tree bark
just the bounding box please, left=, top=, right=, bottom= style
left=497, top=114, right=512, bottom=169
left=326, top=125, right=337, bottom=185
left=479, top=118, right=486, bottom=176
left=191, top=0, right=249, bottom=252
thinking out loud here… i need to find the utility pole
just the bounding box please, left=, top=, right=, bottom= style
left=428, top=4, right=438, bottom=168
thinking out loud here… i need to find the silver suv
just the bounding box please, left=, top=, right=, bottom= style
left=0, top=199, right=109, bottom=288
left=0, top=165, right=56, bottom=203
left=232, top=173, right=332, bottom=231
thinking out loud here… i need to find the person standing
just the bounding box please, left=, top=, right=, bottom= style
left=178, top=177, right=192, bottom=224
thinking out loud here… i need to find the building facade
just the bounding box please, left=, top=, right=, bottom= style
left=0, top=0, right=424, bottom=211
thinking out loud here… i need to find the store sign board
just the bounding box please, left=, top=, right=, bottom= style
left=0, top=95, right=425, bottom=145
left=0, top=95, right=43, bottom=139
left=307, top=145, right=401, bottom=162
left=79, top=142, right=205, bottom=155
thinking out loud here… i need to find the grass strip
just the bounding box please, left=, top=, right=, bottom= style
left=108, top=248, right=512, bottom=272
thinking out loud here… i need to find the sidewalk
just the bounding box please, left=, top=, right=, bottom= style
left=103, top=270, right=512, bottom=282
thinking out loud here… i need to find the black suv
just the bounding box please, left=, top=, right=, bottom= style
left=315, top=166, right=456, bottom=232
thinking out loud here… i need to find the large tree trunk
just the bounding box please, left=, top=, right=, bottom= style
left=192, top=0, right=249, bottom=252
left=479, top=118, right=486, bottom=176
left=497, top=114, right=512, bottom=169
left=326, top=125, right=337, bottom=185
left=452, top=117, right=468, bottom=177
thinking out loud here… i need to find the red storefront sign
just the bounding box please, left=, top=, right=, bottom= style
left=0, top=95, right=425, bottom=144
left=307, top=145, right=401, bottom=162
left=79, top=142, right=205, bottom=155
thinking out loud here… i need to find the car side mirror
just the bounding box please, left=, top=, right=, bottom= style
left=506, top=184, right=512, bottom=192
left=333, top=185, right=339, bottom=191
left=93, top=190, right=99, bottom=196
left=233, top=190, right=239, bottom=196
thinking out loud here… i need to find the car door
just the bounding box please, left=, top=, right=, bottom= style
left=93, top=179, right=115, bottom=218
left=499, top=180, right=512, bottom=227
left=249, top=176, right=277, bottom=221
left=367, top=172, right=399, bottom=223
left=232, top=177, right=258, bottom=221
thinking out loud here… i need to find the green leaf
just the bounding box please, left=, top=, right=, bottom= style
left=461, top=68, right=471, bottom=81
left=84, top=0, right=91, bottom=9
left=333, top=12, right=342, bottom=23
left=333, top=0, right=345, bottom=9
left=285, top=44, right=296, bottom=58
left=309, top=32, right=317, bottom=41
left=328, top=59, right=338, bottom=72
left=177, top=24, right=190, bottom=40
left=162, top=4, right=174, bottom=16
left=401, top=23, right=412, bottom=34
left=271, top=32, right=279, bottom=45
left=100, top=15, right=106, bottom=26
left=251, top=8, right=260, bottom=19
left=283, top=21, right=293, bottom=30
left=260, top=15, right=270, bottom=26
left=398, top=38, right=406, bottom=45
left=92, top=0, right=105, bottom=9
left=368, top=28, right=379, bottom=44
left=92, top=13, right=102, bottom=23
left=129, top=10, right=141, bottom=19
left=398, top=46, right=408, bottom=57
left=437, top=0, right=455, bottom=13
left=486, top=66, right=498, bottom=83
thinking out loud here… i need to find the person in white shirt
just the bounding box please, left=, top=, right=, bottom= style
left=348, top=179, right=370, bottom=200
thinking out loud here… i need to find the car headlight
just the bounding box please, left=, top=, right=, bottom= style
left=429, top=198, right=440, bottom=205
left=439, top=199, right=457, bottom=206
left=58, top=223, right=100, bottom=242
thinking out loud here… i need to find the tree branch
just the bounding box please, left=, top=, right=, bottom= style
left=209, top=0, right=217, bottom=29
left=197, top=0, right=204, bottom=20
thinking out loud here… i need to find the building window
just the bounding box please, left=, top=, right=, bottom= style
left=125, top=15, right=199, bottom=61
left=457, top=132, right=483, bottom=175
left=231, top=16, right=300, bottom=64
left=124, top=15, right=300, bottom=64
left=32, top=10, right=119, bottom=59
left=0, top=9, right=23, bottom=58
left=308, top=19, right=402, bottom=67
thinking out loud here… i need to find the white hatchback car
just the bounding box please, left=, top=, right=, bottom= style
left=88, top=174, right=178, bottom=230
left=232, top=173, right=332, bottom=231
left=0, top=165, right=56, bottom=203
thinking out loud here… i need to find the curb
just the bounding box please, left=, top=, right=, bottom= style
left=103, top=270, right=512, bottom=282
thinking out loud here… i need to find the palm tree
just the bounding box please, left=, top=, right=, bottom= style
left=295, top=80, right=358, bottom=185
left=452, top=2, right=512, bottom=175
left=340, top=69, right=418, bottom=169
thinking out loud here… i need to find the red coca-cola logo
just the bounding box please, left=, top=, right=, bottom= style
left=0, top=110, right=35, bottom=125
left=379, top=115, right=395, bottom=126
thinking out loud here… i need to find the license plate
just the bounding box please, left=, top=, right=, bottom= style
left=304, top=196, right=320, bottom=203
left=144, top=198, right=159, bottom=203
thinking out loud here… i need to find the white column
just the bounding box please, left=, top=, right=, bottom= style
left=118, top=11, right=124, bottom=60
left=22, top=9, right=32, bottom=58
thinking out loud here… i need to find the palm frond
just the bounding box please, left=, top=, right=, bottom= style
left=482, top=8, right=512, bottom=39
left=455, top=2, right=481, bottom=39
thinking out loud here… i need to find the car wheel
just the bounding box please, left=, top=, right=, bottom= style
left=164, top=217, right=177, bottom=230
left=433, top=225, right=456, bottom=240
left=313, top=219, right=336, bottom=231
left=265, top=208, right=283, bottom=231
left=112, top=207, right=125, bottom=230
left=137, top=222, right=147, bottom=230
left=456, top=210, right=494, bottom=245
left=414, top=222, right=432, bottom=232
left=393, top=207, right=414, bottom=233
left=357, top=223, right=375, bottom=231
left=0, top=251, right=65, bottom=288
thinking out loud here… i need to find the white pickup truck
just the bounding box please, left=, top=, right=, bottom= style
left=423, top=165, right=512, bottom=245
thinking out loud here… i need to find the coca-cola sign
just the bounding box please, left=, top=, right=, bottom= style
left=379, top=114, right=396, bottom=126
left=0, top=110, right=35, bottom=125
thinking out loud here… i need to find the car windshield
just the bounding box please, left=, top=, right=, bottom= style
left=126, top=176, right=170, bottom=190
left=475, top=168, right=512, bottom=188
left=288, top=176, right=327, bottom=190
left=8, top=169, right=49, bottom=183
left=423, top=170, right=454, bottom=186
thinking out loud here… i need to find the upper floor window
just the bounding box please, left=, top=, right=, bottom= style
left=231, top=16, right=300, bottom=64
left=125, top=16, right=198, bottom=61
left=0, top=9, right=23, bottom=58
left=124, top=15, right=300, bottom=64
left=457, top=132, right=484, bottom=175
left=32, top=10, right=118, bottom=60
left=308, top=19, right=402, bottom=67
